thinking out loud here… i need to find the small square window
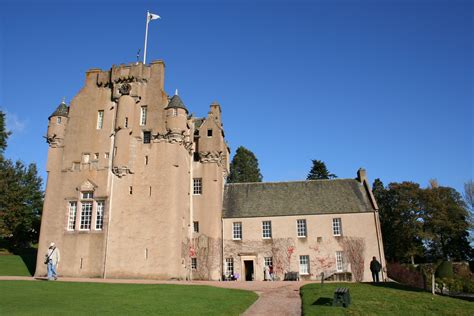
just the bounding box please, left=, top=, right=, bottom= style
left=191, top=258, right=197, bottom=270
left=143, top=131, right=151, bottom=144
left=82, top=191, right=93, bottom=199
left=83, top=153, right=90, bottom=163
left=207, top=129, right=213, bottom=137
left=93, top=153, right=99, bottom=160
left=57, top=117, right=62, bottom=124
left=72, top=162, right=80, bottom=171
left=193, top=221, right=199, bottom=233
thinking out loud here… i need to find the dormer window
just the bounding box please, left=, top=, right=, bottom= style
left=82, top=191, right=94, bottom=199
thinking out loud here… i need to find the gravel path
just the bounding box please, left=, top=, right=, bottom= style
left=0, top=276, right=311, bottom=315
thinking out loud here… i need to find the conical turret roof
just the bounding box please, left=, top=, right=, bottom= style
left=165, top=95, right=188, bottom=114
left=49, top=100, right=69, bottom=119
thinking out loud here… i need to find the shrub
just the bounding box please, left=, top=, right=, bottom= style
left=387, top=262, right=424, bottom=289
left=436, top=261, right=454, bottom=278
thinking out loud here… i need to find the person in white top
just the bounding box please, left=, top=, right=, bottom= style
left=45, top=242, right=60, bottom=280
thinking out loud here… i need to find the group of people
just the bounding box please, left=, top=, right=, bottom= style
left=264, top=264, right=274, bottom=281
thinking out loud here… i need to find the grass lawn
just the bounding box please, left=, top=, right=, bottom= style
left=0, top=255, right=32, bottom=276
left=301, top=282, right=474, bottom=316
left=0, top=280, right=258, bottom=315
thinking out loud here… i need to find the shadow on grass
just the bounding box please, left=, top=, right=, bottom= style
left=312, top=297, right=333, bottom=306
left=14, top=248, right=37, bottom=276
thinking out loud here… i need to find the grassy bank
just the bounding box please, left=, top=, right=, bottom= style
left=301, top=282, right=474, bottom=316
left=0, top=280, right=258, bottom=315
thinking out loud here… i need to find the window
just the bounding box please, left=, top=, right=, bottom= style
left=172, top=108, right=178, bottom=117
left=95, top=201, right=104, bottom=230
left=297, top=219, right=307, bottom=237
left=80, top=202, right=92, bottom=230
left=143, top=131, right=151, bottom=144
left=333, top=218, right=342, bottom=236
left=124, top=117, right=129, bottom=128
left=140, top=106, right=147, bottom=126
left=129, top=186, right=133, bottom=195
left=264, top=257, right=273, bottom=267
left=67, top=202, right=77, bottom=231
left=72, top=162, right=80, bottom=171
left=83, top=153, right=90, bottom=164
left=191, top=258, right=197, bottom=270
left=225, top=258, right=234, bottom=276
left=262, top=221, right=272, bottom=239
left=193, top=152, right=200, bottom=162
left=193, top=221, right=199, bottom=233
left=97, top=110, right=104, bottom=129
left=299, top=255, right=310, bottom=275
left=57, top=117, right=62, bottom=124
left=145, top=156, right=149, bottom=165
left=336, top=251, right=344, bottom=272
left=232, top=222, right=242, bottom=240
left=193, top=178, right=202, bottom=195
left=82, top=191, right=93, bottom=199
left=104, top=152, right=109, bottom=159
left=207, top=129, right=213, bottom=137
left=93, top=153, right=99, bottom=160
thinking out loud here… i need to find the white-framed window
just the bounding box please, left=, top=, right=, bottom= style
left=232, top=222, right=242, bottom=240
left=193, top=178, right=202, bottom=195
left=80, top=201, right=92, bottom=230
left=57, top=117, right=62, bottom=124
left=297, top=219, right=307, bottom=237
left=140, top=106, right=147, bottom=126
left=191, top=257, right=197, bottom=270
left=67, top=201, right=77, bottom=231
left=172, top=108, right=178, bottom=117
left=225, top=258, right=234, bottom=276
left=299, top=255, right=310, bottom=275
left=95, top=201, right=104, bottom=230
left=262, top=221, right=272, bottom=239
left=83, top=153, right=90, bottom=164
left=336, top=251, right=344, bottom=272
left=333, top=218, right=342, bottom=236
left=82, top=191, right=93, bottom=199
left=193, top=221, right=199, bottom=233
left=97, top=110, right=104, bottom=129
left=264, top=257, right=273, bottom=267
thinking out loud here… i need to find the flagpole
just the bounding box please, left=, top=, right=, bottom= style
left=143, top=11, right=149, bottom=64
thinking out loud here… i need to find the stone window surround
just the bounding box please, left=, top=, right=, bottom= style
left=297, top=219, right=307, bottom=238
left=232, top=222, right=242, bottom=240
left=262, top=220, right=272, bottom=239
left=66, top=194, right=107, bottom=233
left=332, top=218, right=342, bottom=236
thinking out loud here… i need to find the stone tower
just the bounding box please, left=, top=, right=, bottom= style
left=36, top=61, right=229, bottom=280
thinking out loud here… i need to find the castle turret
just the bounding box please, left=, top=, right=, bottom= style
left=46, top=100, right=69, bottom=147
left=165, top=93, right=189, bottom=139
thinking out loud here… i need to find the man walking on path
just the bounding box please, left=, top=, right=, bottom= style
left=45, top=242, right=60, bottom=280
left=370, top=256, right=381, bottom=283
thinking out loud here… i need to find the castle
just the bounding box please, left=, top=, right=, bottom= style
left=36, top=61, right=386, bottom=282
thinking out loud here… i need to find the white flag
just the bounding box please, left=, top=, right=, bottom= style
left=148, top=12, right=161, bottom=21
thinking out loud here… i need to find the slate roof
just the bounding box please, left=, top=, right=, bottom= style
left=49, top=101, right=69, bottom=119
left=165, top=95, right=188, bottom=113
left=223, top=179, right=375, bottom=218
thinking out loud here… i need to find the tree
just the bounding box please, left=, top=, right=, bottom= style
left=464, top=180, right=474, bottom=212
left=421, top=186, right=472, bottom=261
left=0, top=111, right=11, bottom=156
left=306, top=160, right=336, bottom=180
left=374, top=181, right=424, bottom=263
left=227, top=146, right=262, bottom=183
left=0, top=111, right=43, bottom=249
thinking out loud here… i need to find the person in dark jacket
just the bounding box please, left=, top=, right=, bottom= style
left=370, top=256, right=381, bottom=282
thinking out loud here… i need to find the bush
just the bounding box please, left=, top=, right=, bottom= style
left=387, top=262, right=425, bottom=289
left=436, top=261, right=454, bottom=278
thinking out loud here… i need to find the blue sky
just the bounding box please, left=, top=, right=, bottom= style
left=0, top=0, right=472, bottom=194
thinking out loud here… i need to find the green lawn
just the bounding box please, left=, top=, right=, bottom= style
left=0, top=255, right=33, bottom=276
left=301, top=282, right=474, bottom=316
left=0, top=280, right=258, bottom=315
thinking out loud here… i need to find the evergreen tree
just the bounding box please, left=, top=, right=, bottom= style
left=0, top=111, right=43, bottom=249
left=306, top=160, right=336, bottom=180
left=0, top=111, right=11, bottom=156
left=227, top=146, right=262, bottom=183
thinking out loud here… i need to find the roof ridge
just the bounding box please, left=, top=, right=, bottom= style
left=225, top=178, right=358, bottom=186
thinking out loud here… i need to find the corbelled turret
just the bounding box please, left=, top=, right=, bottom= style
left=46, top=99, right=69, bottom=146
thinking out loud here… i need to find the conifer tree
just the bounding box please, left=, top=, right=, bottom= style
left=227, top=146, right=262, bottom=183
left=306, top=160, right=336, bottom=180
left=0, top=111, right=11, bottom=156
